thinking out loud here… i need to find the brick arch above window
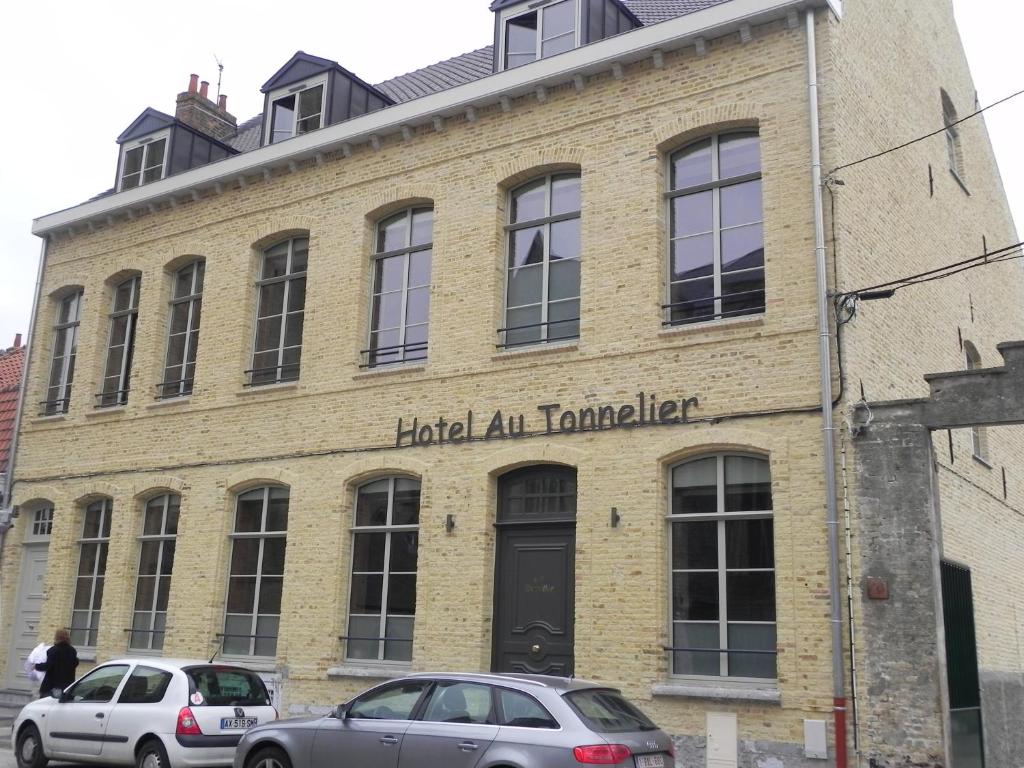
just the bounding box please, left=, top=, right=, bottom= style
left=133, top=475, right=187, bottom=500
left=341, top=454, right=430, bottom=492
left=223, top=466, right=298, bottom=495
left=72, top=486, right=121, bottom=507
left=247, top=219, right=316, bottom=251
left=364, top=189, right=438, bottom=224
left=12, top=487, right=61, bottom=509
left=495, top=153, right=584, bottom=193
left=477, top=442, right=584, bottom=477
left=104, top=268, right=143, bottom=287
left=653, top=104, right=766, bottom=152
left=163, top=253, right=206, bottom=274
left=47, top=283, right=85, bottom=301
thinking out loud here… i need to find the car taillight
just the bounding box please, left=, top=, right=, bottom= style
left=573, top=744, right=632, bottom=764
left=176, top=707, right=203, bottom=735
left=667, top=741, right=675, bottom=757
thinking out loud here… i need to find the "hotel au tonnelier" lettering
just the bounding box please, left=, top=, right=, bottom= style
left=395, top=392, right=700, bottom=448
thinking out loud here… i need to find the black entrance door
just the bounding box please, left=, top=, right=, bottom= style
left=492, top=466, right=576, bottom=676
left=941, top=560, right=985, bottom=768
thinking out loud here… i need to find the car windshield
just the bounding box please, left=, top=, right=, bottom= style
left=183, top=666, right=271, bottom=706
left=564, top=689, right=658, bottom=732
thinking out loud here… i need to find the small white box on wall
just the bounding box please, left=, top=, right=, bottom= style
left=706, top=712, right=738, bottom=768
left=804, top=719, right=828, bottom=759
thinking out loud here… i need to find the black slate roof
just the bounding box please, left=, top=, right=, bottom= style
left=621, top=0, right=731, bottom=25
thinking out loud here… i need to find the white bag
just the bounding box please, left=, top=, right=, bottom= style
left=24, top=643, right=50, bottom=683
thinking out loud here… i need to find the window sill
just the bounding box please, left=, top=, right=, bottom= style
left=146, top=395, right=193, bottom=410
left=492, top=340, right=579, bottom=362
left=352, top=363, right=427, bottom=381
left=85, top=405, right=127, bottom=418
left=78, top=650, right=97, bottom=663
left=236, top=381, right=299, bottom=397
left=651, top=681, right=780, bottom=703
left=972, top=454, right=993, bottom=469
left=31, top=413, right=67, bottom=424
left=659, top=314, right=765, bottom=337
left=327, top=664, right=409, bottom=680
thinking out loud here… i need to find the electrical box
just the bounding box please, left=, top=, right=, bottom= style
left=804, top=719, right=828, bottom=759
left=706, top=712, right=738, bottom=768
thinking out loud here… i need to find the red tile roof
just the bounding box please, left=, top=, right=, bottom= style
left=0, top=344, right=26, bottom=470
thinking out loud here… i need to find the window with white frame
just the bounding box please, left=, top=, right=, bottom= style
left=267, top=78, right=327, bottom=144
left=98, top=276, right=141, bottom=407
left=942, top=90, right=965, bottom=182
left=669, top=454, right=776, bottom=680
left=119, top=131, right=170, bottom=191
left=250, top=238, right=307, bottom=386
left=503, top=0, right=577, bottom=69
left=667, top=132, right=765, bottom=326
left=346, top=477, right=420, bottom=663
left=160, top=260, right=205, bottom=398
left=71, top=498, right=113, bottom=648
left=129, top=494, right=179, bottom=651
left=963, top=341, right=989, bottom=463
left=502, top=173, right=581, bottom=348
left=365, top=208, right=432, bottom=367
left=223, top=487, right=288, bottom=657
left=43, top=290, right=83, bottom=415
left=27, top=505, right=54, bottom=541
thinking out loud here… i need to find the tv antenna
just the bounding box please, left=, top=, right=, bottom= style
left=214, top=54, right=224, bottom=100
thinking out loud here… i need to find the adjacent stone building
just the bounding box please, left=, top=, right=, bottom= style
left=2, top=0, right=1022, bottom=765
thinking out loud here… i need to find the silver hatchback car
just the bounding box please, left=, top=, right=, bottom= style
left=233, top=672, right=674, bottom=768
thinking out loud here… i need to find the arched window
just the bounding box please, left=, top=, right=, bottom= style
left=129, top=494, right=179, bottom=650
left=249, top=238, right=307, bottom=386
left=501, top=173, right=581, bottom=349
left=71, top=498, right=113, bottom=647
left=667, top=132, right=764, bottom=325
left=43, top=290, right=83, bottom=415
left=364, top=208, right=433, bottom=367
left=160, top=260, right=205, bottom=398
left=346, top=477, right=420, bottom=662
left=963, top=341, right=989, bottom=463
left=669, top=454, right=775, bottom=679
left=942, top=90, right=965, bottom=182
left=99, top=275, right=141, bottom=407
left=498, top=465, right=577, bottom=522
left=223, top=486, right=289, bottom=657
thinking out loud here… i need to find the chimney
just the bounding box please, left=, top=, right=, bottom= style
left=218, top=94, right=228, bottom=111
left=13, top=334, right=21, bottom=348
left=175, top=73, right=237, bottom=143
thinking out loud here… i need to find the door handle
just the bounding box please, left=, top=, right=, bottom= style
left=458, top=741, right=480, bottom=752
left=379, top=735, right=399, bottom=745
left=94, top=713, right=105, bottom=719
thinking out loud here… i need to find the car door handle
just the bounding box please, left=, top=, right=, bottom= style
left=458, top=741, right=480, bottom=752
left=94, top=713, right=105, bottom=719
left=380, top=736, right=399, bottom=745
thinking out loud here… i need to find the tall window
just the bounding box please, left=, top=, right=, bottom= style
left=99, top=275, right=141, bottom=407
left=250, top=238, right=307, bottom=385
left=963, top=342, right=989, bottom=463
left=667, top=132, right=764, bottom=325
left=942, top=90, right=965, bottom=182
left=129, top=494, right=179, bottom=651
left=43, top=291, right=83, bottom=415
left=346, top=477, right=420, bottom=663
left=669, top=454, right=776, bottom=679
left=120, top=133, right=168, bottom=191
left=268, top=80, right=326, bottom=144
left=160, top=260, right=204, bottom=398
left=504, top=0, right=576, bottom=69
left=365, top=208, right=432, bottom=367
left=502, top=173, right=581, bottom=348
left=72, top=499, right=113, bottom=647
left=224, top=487, right=288, bottom=657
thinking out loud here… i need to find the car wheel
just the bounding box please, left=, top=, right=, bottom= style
left=246, top=745, right=291, bottom=768
left=136, top=739, right=170, bottom=768
left=16, top=724, right=48, bottom=768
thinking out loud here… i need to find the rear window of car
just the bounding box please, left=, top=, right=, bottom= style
left=183, top=666, right=271, bottom=706
left=564, top=689, right=658, bottom=733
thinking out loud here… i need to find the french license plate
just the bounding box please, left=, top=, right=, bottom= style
left=635, top=755, right=665, bottom=768
left=220, top=717, right=258, bottom=729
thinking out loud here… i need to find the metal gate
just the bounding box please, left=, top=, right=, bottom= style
left=940, top=561, right=984, bottom=768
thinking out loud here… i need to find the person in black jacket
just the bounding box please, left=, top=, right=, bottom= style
left=35, top=628, right=79, bottom=697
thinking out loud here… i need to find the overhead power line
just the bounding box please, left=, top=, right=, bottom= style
left=828, top=87, right=1024, bottom=176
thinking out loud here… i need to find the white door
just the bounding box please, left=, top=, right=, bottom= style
left=7, top=541, right=50, bottom=691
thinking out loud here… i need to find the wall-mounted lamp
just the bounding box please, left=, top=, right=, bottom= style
left=445, top=513, right=456, bottom=534
left=610, top=507, right=621, bottom=528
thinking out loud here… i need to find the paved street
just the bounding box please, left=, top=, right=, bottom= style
left=0, top=741, right=93, bottom=768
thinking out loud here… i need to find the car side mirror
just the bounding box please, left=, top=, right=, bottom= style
left=334, top=702, right=350, bottom=719
left=52, top=688, right=66, bottom=700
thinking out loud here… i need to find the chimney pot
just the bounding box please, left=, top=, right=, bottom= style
left=188, top=74, right=199, bottom=93
left=199, top=80, right=209, bottom=99
left=13, top=333, right=22, bottom=348
left=218, top=94, right=228, bottom=111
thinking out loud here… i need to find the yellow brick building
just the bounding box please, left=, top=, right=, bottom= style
left=2, top=0, right=1022, bottom=765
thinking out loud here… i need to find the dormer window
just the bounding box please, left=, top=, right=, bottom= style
left=119, top=129, right=170, bottom=191
left=504, top=0, right=577, bottom=69
left=266, top=76, right=327, bottom=144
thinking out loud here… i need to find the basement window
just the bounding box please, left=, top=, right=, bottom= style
left=119, top=130, right=170, bottom=191
left=502, top=0, right=578, bottom=70
left=266, top=76, right=327, bottom=144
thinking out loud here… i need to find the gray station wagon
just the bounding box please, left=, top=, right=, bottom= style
left=233, top=672, right=675, bottom=768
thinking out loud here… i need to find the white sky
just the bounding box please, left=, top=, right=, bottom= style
left=0, top=0, right=1020, bottom=347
